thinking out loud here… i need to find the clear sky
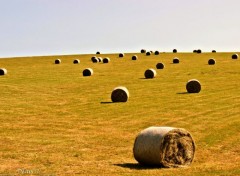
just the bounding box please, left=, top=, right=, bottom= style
left=0, top=0, right=240, bottom=57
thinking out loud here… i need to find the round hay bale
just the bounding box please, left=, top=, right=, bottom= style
left=173, top=58, right=179, bottom=64
left=232, top=53, right=238, bottom=59
left=96, top=51, right=100, bottom=54
left=186, top=79, right=201, bottom=93
left=155, top=51, right=160, bottom=55
left=103, top=57, right=110, bottom=63
left=73, top=59, right=80, bottom=64
left=208, top=58, right=216, bottom=65
left=111, top=86, right=129, bottom=102
left=156, top=63, right=165, bottom=69
left=141, top=49, right=146, bottom=53
left=83, top=68, right=93, bottom=77
left=173, top=49, right=177, bottom=53
left=212, top=50, right=216, bottom=53
left=55, top=59, right=61, bottom=64
left=91, top=56, right=99, bottom=63
left=197, top=49, right=202, bottom=54
left=119, top=53, right=124, bottom=58
left=146, top=51, right=151, bottom=56
left=144, top=68, right=157, bottom=79
left=132, top=55, right=138, bottom=60
left=0, top=68, right=7, bottom=75
left=133, top=126, right=195, bottom=168
left=193, top=50, right=197, bottom=53
left=98, top=57, right=102, bottom=62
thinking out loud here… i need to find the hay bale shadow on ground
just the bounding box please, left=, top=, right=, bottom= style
left=114, top=163, right=163, bottom=170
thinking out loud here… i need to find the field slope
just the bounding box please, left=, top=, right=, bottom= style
left=0, top=52, right=239, bottom=175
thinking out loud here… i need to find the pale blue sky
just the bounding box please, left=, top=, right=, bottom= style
left=0, top=0, right=240, bottom=57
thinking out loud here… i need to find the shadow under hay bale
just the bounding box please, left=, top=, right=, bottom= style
left=156, top=63, right=165, bottom=69
left=96, top=51, right=100, bottom=54
left=144, top=68, right=156, bottom=79
left=91, top=56, right=98, bottom=63
left=111, top=86, right=129, bottom=102
left=141, top=49, right=146, bottom=53
left=212, top=50, right=216, bottom=53
left=119, top=53, right=124, bottom=58
left=132, top=55, right=138, bottom=60
left=0, top=68, right=7, bottom=76
left=155, top=51, right=159, bottom=55
left=133, top=126, right=195, bottom=168
left=146, top=52, right=151, bottom=56
left=173, top=49, right=177, bottom=53
left=186, top=79, right=201, bottom=93
left=55, top=59, right=61, bottom=64
left=208, top=58, right=216, bottom=65
left=83, top=68, right=93, bottom=76
left=103, top=57, right=110, bottom=63
left=73, top=59, right=80, bottom=64
left=173, top=58, right=179, bottom=64
left=232, top=54, right=239, bottom=59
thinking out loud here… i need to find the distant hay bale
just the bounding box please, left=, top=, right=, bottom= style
left=55, top=59, right=61, bottom=64
left=133, top=126, right=195, bottom=168
left=111, top=86, right=129, bottom=102
left=83, top=68, right=93, bottom=76
left=119, top=53, right=124, bottom=58
left=155, top=51, right=160, bottom=55
left=232, top=53, right=239, bottom=59
left=132, top=55, right=138, bottom=60
left=212, top=50, right=216, bottom=53
left=0, top=68, right=7, bottom=76
left=73, top=59, right=80, bottom=64
left=186, top=79, right=201, bottom=93
left=103, top=57, right=110, bottom=63
left=173, top=49, right=177, bottom=53
left=96, top=51, right=100, bottom=54
left=208, top=58, right=216, bottom=65
left=141, top=49, right=146, bottom=53
left=91, top=56, right=99, bottom=63
left=98, top=57, right=102, bottom=62
left=156, top=63, right=165, bottom=69
left=193, top=50, right=197, bottom=53
left=144, top=68, right=157, bottom=79
left=173, top=58, right=179, bottom=64
left=197, top=49, right=202, bottom=54
left=146, top=52, right=151, bottom=56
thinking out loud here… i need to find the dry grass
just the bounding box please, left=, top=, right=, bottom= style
left=0, top=52, right=239, bottom=175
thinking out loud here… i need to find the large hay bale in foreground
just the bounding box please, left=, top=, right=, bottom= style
left=155, top=51, right=160, bottom=55
left=73, top=59, right=80, bottom=64
left=173, top=49, right=177, bottom=53
left=232, top=53, right=239, bottom=59
left=208, top=58, right=216, bottom=65
left=141, top=49, right=146, bottom=53
left=119, top=53, right=124, bottom=58
left=91, top=56, right=99, bottom=63
left=111, top=86, right=129, bottom=102
left=103, top=57, right=110, bottom=63
left=156, top=63, right=165, bottom=69
left=83, top=68, right=93, bottom=76
left=186, top=79, right=201, bottom=93
left=173, top=58, right=179, bottom=64
left=132, top=55, right=138, bottom=60
left=55, top=59, right=61, bottom=64
left=144, top=68, right=157, bottom=79
left=146, top=51, right=151, bottom=56
left=0, top=68, right=7, bottom=75
left=133, top=126, right=195, bottom=168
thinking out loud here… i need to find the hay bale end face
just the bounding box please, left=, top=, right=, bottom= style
left=155, top=51, right=160, bottom=55
left=208, top=58, right=216, bottom=65
left=119, top=53, right=124, bottom=58
left=146, top=52, right=151, bottom=56
left=186, top=79, right=201, bottom=93
left=132, top=55, right=138, bottom=60
left=173, top=58, right=180, bottom=64
left=55, top=59, right=61, bottom=64
left=232, top=54, right=239, bottom=59
left=91, top=56, right=99, bottom=63
left=141, top=49, right=146, bottom=53
left=73, top=59, right=80, bottom=64
left=83, top=68, right=93, bottom=76
left=144, top=68, right=157, bottom=79
left=0, top=68, right=7, bottom=75
left=111, top=86, right=129, bottom=102
left=133, top=126, right=195, bottom=168
left=103, top=57, right=110, bottom=63
left=173, top=49, right=177, bottom=53
left=156, top=63, right=165, bottom=69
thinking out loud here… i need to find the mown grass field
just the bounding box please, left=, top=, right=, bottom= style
left=0, top=52, right=239, bottom=175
